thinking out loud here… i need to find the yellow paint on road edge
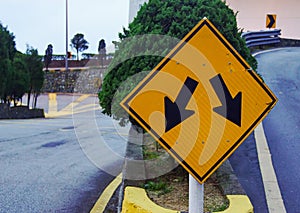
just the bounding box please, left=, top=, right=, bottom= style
left=121, top=187, right=180, bottom=213
left=221, top=195, right=253, bottom=213
left=90, top=173, right=122, bottom=213
left=121, top=187, right=253, bottom=213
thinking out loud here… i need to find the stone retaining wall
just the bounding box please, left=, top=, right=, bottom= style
left=42, top=68, right=105, bottom=94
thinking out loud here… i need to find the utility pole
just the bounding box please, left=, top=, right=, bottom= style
left=65, top=0, right=69, bottom=71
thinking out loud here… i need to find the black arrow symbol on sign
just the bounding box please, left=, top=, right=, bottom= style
left=267, top=15, right=275, bottom=28
left=164, top=77, right=199, bottom=132
left=210, top=74, right=242, bottom=127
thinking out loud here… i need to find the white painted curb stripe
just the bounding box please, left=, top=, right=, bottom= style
left=255, top=123, right=286, bottom=213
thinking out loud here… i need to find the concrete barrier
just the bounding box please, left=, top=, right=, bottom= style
left=0, top=104, right=44, bottom=119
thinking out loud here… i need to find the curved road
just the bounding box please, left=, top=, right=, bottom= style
left=0, top=95, right=128, bottom=212
left=1, top=48, right=299, bottom=212
left=257, top=47, right=300, bottom=212
left=230, top=47, right=300, bottom=212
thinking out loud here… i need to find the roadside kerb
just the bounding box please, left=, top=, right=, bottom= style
left=116, top=124, right=253, bottom=213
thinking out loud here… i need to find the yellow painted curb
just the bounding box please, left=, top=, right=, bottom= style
left=122, top=187, right=180, bottom=213
left=121, top=187, right=253, bottom=213
left=218, top=195, right=253, bottom=213
left=48, top=93, right=58, bottom=116
left=90, top=173, right=122, bottom=213
left=48, top=93, right=57, bottom=101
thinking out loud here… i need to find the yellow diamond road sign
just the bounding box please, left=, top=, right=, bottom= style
left=120, top=18, right=277, bottom=184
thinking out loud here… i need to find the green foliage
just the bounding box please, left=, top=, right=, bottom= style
left=208, top=202, right=229, bottom=212
left=144, top=179, right=173, bottom=195
left=0, top=23, right=16, bottom=61
left=0, top=22, right=17, bottom=103
left=0, top=58, right=13, bottom=103
left=10, top=54, right=30, bottom=105
left=24, top=46, right=44, bottom=108
left=0, top=22, right=43, bottom=107
left=44, top=44, right=53, bottom=70
left=70, top=33, right=89, bottom=60
left=99, top=0, right=257, bottom=125
left=143, top=147, right=160, bottom=160
left=98, top=39, right=107, bottom=67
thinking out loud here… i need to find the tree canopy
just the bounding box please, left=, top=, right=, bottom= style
left=0, top=22, right=43, bottom=107
left=98, top=39, right=106, bottom=54
left=98, top=39, right=106, bottom=67
left=25, top=46, right=44, bottom=108
left=0, top=23, right=16, bottom=103
left=0, top=23, right=16, bottom=61
left=70, top=33, right=89, bottom=60
left=10, top=53, right=30, bottom=106
left=44, top=44, right=53, bottom=71
left=99, top=0, right=257, bottom=126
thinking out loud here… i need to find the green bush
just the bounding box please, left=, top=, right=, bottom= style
left=99, top=0, right=257, bottom=125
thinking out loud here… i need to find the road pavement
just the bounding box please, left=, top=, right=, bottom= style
left=256, top=47, right=300, bottom=212
left=1, top=47, right=299, bottom=213
left=0, top=95, right=129, bottom=212
left=230, top=47, right=300, bottom=213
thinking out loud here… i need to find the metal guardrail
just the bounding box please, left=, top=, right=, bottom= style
left=241, top=29, right=281, bottom=47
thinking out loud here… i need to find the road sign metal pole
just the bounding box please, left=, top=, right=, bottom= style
left=189, top=174, right=204, bottom=213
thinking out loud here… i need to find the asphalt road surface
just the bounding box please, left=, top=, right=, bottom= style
left=230, top=47, right=300, bottom=213
left=1, top=47, right=299, bottom=213
left=0, top=95, right=129, bottom=212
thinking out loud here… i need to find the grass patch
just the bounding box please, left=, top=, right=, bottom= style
left=143, top=148, right=160, bottom=160
left=141, top=133, right=229, bottom=212
left=144, top=179, right=173, bottom=196
left=209, top=203, right=230, bottom=212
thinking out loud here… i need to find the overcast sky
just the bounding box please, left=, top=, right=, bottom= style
left=0, top=0, right=129, bottom=55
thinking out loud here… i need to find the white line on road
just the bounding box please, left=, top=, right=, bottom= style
left=255, top=123, right=286, bottom=213
left=252, top=48, right=286, bottom=58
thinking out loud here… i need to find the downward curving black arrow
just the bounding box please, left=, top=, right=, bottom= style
left=210, top=74, right=242, bottom=127
left=267, top=15, right=275, bottom=28
left=164, top=77, right=199, bottom=132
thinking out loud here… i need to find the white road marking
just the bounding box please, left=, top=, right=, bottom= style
left=252, top=48, right=286, bottom=58
left=255, top=123, right=286, bottom=213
